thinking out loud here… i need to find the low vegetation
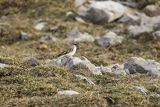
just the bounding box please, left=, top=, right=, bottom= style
left=0, top=0, right=160, bottom=107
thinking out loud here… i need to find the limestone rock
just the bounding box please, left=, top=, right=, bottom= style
left=22, top=57, right=39, bottom=66
left=58, top=90, right=80, bottom=95
left=76, top=75, right=95, bottom=84
left=128, top=14, right=160, bottom=37
left=40, top=34, right=58, bottom=43
left=99, top=64, right=126, bottom=76
left=143, top=4, right=160, bottom=16
left=34, top=22, right=45, bottom=31
left=67, top=27, right=94, bottom=42
left=0, top=22, right=10, bottom=28
left=0, top=63, right=9, bottom=69
left=128, top=25, right=152, bottom=37
left=75, top=0, right=86, bottom=7
left=124, top=57, right=160, bottom=76
left=152, top=31, right=160, bottom=39
left=96, top=31, right=123, bottom=47
left=78, top=1, right=128, bottom=23
left=153, top=23, right=160, bottom=31
left=110, top=64, right=126, bottom=76
left=47, top=55, right=102, bottom=75
left=130, top=86, right=148, bottom=94
left=96, top=65, right=112, bottom=74
left=118, top=13, right=140, bottom=24
left=20, top=32, right=32, bottom=40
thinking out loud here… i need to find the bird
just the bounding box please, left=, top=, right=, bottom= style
left=57, top=43, right=77, bottom=57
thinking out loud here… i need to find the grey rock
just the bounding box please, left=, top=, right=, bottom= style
left=40, top=34, right=58, bottom=43
left=0, top=63, right=9, bottom=69
left=67, top=27, right=94, bottom=42
left=34, top=22, right=46, bottom=31
left=78, top=1, right=128, bottom=23
left=96, top=31, right=123, bottom=47
left=119, top=1, right=138, bottom=8
left=96, top=64, right=126, bottom=76
left=66, top=11, right=86, bottom=24
left=0, top=22, right=10, bottom=28
left=124, top=57, right=160, bottom=76
left=49, top=26, right=59, bottom=32
left=152, top=31, right=160, bottom=39
left=20, top=32, right=32, bottom=40
left=128, top=14, right=160, bottom=37
left=22, top=57, right=39, bottom=66
left=128, top=25, right=152, bottom=37
left=96, top=65, right=112, bottom=74
left=75, top=0, right=86, bottom=7
left=118, top=13, right=140, bottom=24
left=47, top=55, right=102, bottom=75
left=81, top=7, right=110, bottom=24
left=100, top=64, right=126, bottom=75
left=75, top=16, right=86, bottom=24
left=129, top=86, right=148, bottom=94
left=76, top=75, right=95, bottom=84
left=110, top=64, right=126, bottom=76
left=66, top=11, right=76, bottom=20
left=153, top=23, right=160, bottom=31
left=143, top=4, right=160, bottom=16
left=58, top=90, right=80, bottom=95
left=148, top=16, right=160, bottom=28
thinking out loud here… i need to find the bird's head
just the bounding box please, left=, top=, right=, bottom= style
left=71, top=41, right=78, bottom=46
left=70, top=41, right=79, bottom=50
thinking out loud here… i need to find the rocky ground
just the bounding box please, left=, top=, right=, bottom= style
left=0, top=0, right=160, bottom=107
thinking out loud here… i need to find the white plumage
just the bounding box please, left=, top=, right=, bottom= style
left=57, top=45, right=77, bottom=57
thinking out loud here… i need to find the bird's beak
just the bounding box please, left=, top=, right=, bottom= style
left=71, top=41, right=78, bottom=46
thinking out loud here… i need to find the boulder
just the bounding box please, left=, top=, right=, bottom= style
left=67, top=27, right=94, bottom=42
left=118, top=13, right=140, bottom=24
left=128, top=14, right=160, bottom=37
left=110, top=64, right=126, bottom=76
left=96, top=65, right=112, bottom=74
left=78, top=1, right=128, bottom=23
left=153, top=23, right=160, bottom=31
left=96, top=31, right=123, bottom=47
left=143, top=4, right=160, bottom=16
left=149, top=16, right=160, bottom=28
left=99, top=64, right=126, bottom=76
left=152, top=31, right=160, bottom=39
left=75, top=0, right=86, bottom=7
left=124, top=57, right=160, bottom=76
left=128, top=25, right=152, bottom=37
left=47, top=55, right=102, bottom=75
left=118, top=1, right=138, bottom=8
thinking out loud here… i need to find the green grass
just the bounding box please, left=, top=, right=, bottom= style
left=0, top=0, right=160, bottom=107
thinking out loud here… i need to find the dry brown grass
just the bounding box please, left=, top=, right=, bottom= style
left=0, top=0, right=160, bottom=107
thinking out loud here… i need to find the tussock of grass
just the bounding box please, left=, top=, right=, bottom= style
left=1, top=65, right=160, bottom=106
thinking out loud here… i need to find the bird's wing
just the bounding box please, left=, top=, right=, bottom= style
left=57, top=47, right=73, bottom=57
